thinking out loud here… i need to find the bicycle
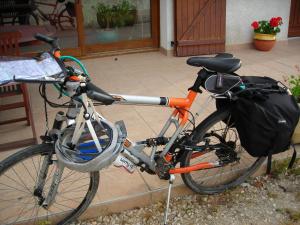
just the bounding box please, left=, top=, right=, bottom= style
left=10, top=0, right=76, bottom=30
left=0, top=34, right=266, bottom=225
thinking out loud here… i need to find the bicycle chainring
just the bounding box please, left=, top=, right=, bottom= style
left=155, top=156, right=173, bottom=180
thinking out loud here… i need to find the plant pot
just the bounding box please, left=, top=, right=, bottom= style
left=253, top=33, right=276, bottom=51
left=124, top=9, right=137, bottom=26
left=292, top=103, right=300, bottom=144
left=97, top=29, right=119, bottom=43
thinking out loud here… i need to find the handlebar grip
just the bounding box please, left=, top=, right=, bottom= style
left=86, top=82, right=115, bottom=105
left=216, top=73, right=224, bottom=89
left=34, top=33, right=60, bottom=50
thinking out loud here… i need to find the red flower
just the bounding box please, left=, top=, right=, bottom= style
left=270, top=17, right=279, bottom=27
left=276, top=16, right=283, bottom=25
left=251, top=21, right=259, bottom=29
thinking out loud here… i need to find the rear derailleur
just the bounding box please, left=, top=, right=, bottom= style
left=215, top=141, right=240, bottom=165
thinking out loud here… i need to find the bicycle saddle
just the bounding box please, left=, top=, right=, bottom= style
left=187, top=53, right=241, bottom=74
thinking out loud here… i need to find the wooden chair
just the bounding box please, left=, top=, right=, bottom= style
left=0, top=31, right=37, bottom=151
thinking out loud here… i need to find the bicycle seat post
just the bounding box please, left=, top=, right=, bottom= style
left=163, top=174, right=175, bottom=225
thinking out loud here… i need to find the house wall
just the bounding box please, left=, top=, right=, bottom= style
left=160, top=0, right=174, bottom=51
left=226, top=0, right=292, bottom=45
left=159, top=0, right=292, bottom=51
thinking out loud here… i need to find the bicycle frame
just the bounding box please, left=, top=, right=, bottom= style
left=111, top=92, right=197, bottom=166
left=112, top=92, right=219, bottom=173
left=66, top=88, right=218, bottom=174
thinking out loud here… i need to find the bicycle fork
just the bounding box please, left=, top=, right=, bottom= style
left=34, top=154, right=65, bottom=209
left=163, top=174, right=175, bottom=225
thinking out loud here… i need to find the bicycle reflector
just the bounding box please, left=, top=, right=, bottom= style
left=55, top=119, right=127, bottom=172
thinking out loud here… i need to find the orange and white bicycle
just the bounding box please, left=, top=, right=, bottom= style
left=0, top=34, right=265, bottom=225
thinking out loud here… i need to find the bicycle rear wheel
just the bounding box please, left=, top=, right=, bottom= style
left=180, top=109, right=265, bottom=194
left=12, top=13, right=39, bottom=25
left=58, top=8, right=75, bottom=30
left=0, top=144, right=99, bottom=225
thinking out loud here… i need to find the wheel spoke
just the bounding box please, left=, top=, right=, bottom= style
left=2, top=173, right=30, bottom=190
left=21, top=161, right=36, bottom=184
left=182, top=110, right=263, bottom=192
left=11, top=167, right=32, bottom=193
left=0, top=146, right=97, bottom=225
left=10, top=196, right=36, bottom=224
left=0, top=182, right=31, bottom=194
left=58, top=183, right=89, bottom=194
left=31, top=157, right=39, bottom=179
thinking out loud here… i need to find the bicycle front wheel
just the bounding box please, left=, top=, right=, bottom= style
left=180, top=109, right=265, bottom=194
left=0, top=144, right=99, bottom=225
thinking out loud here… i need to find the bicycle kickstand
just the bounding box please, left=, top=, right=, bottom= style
left=163, top=174, right=175, bottom=225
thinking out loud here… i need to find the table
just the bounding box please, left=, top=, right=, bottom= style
left=0, top=25, right=56, bottom=45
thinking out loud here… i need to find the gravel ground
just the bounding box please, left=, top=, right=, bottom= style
left=74, top=172, right=300, bottom=225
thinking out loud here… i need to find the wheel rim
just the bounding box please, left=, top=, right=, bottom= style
left=0, top=152, right=94, bottom=225
left=185, top=113, right=262, bottom=190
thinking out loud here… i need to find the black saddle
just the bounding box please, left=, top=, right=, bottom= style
left=187, top=53, right=241, bottom=73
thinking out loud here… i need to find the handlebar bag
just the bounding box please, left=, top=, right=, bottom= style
left=0, top=52, right=66, bottom=85
left=231, top=77, right=300, bottom=157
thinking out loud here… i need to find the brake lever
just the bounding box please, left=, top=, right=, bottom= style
left=34, top=33, right=60, bottom=53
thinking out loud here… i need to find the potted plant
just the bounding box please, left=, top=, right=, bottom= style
left=94, top=1, right=137, bottom=43
left=251, top=17, right=283, bottom=51
left=117, top=0, right=137, bottom=27
left=287, top=66, right=300, bottom=143
left=95, top=3, right=119, bottom=43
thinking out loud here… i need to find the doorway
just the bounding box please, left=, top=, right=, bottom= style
left=81, top=0, right=159, bottom=53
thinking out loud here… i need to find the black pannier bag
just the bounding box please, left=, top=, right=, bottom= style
left=230, top=76, right=300, bottom=158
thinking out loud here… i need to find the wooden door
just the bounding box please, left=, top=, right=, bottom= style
left=289, top=0, right=300, bottom=37
left=174, top=0, right=226, bottom=57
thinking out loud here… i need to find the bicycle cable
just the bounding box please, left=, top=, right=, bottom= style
left=39, top=83, right=72, bottom=108
left=53, top=55, right=91, bottom=97
left=175, top=107, right=196, bottom=131
left=43, top=86, right=49, bottom=133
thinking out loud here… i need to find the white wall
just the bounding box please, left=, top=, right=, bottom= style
left=226, top=0, right=291, bottom=45
left=160, top=0, right=174, bottom=50
left=159, top=0, right=291, bottom=49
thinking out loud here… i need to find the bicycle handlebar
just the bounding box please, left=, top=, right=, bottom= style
left=34, top=33, right=60, bottom=51
left=85, top=82, right=115, bottom=105
left=32, top=34, right=114, bottom=104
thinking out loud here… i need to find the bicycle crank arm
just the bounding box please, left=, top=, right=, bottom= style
left=42, top=162, right=65, bottom=209
left=169, top=161, right=220, bottom=174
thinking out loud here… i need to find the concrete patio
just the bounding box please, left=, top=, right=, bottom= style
left=0, top=38, right=300, bottom=223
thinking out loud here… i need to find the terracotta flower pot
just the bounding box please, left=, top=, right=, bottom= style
left=253, top=33, right=276, bottom=51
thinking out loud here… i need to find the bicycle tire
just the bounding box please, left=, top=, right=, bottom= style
left=58, top=8, right=75, bottom=30
left=12, top=12, right=39, bottom=25
left=0, top=143, right=99, bottom=225
left=180, top=109, right=265, bottom=194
